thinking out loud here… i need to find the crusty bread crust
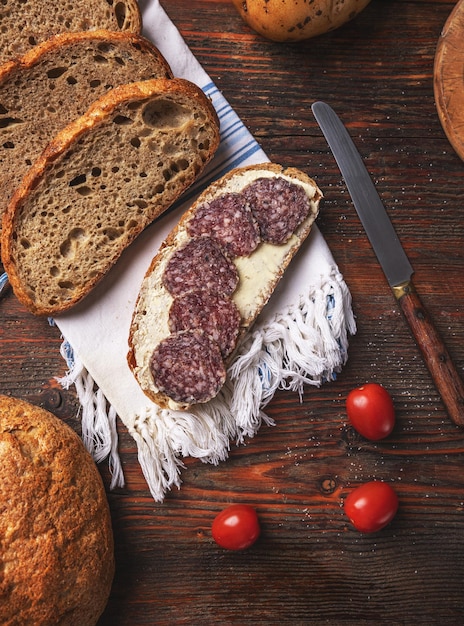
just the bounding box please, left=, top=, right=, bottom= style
left=127, top=163, right=322, bottom=410
left=0, top=29, right=172, bottom=84
left=1, top=77, right=220, bottom=315
left=0, top=394, right=114, bottom=626
left=0, top=30, right=173, bottom=237
left=0, top=0, right=142, bottom=64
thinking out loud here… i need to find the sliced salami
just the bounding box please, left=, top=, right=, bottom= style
left=243, top=176, right=312, bottom=245
left=168, top=289, right=241, bottom=358
left=186, top=193, right=260, bottom=257
left=150, top=329, right=226, bottom=405
left=163, top=236, right=239, bottom=297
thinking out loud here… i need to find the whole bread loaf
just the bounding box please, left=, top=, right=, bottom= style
left=0, top=394, right=114, bottom=626
left=0, top=0, right=142, bottom=64
left=127, top=163, right=322, bottom=410
left=1, top=77, right=220, bottom=315
left=0, top=30, right=173, bottom=236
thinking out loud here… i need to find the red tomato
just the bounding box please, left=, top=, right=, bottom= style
left=346, top=383, right=395, bottom=440
left=344, top=480, right=399, bottom=533
left=212, top=504, right=261, bottom=550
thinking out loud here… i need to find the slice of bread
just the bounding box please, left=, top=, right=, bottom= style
left=0, top=0, right=142, bottom=64
left=0, top=394, right=114, bottom=626
left=1, top=77, right=220, bottom=315
left=0, top=30, right=173, bottom=237
left=127, top=163, right=323, bottom=410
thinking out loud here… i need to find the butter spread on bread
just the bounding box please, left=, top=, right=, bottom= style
left=0, top=394, right=114, bottom=626
left=1, top=77, right=220, bottom=315
left=0, top=30, right=173, bottom=237
left=0, top=0, right=142, bottom=64
left=127, top=163, right=322, bottom=410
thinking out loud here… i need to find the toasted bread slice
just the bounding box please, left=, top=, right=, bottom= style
left=0, top=30, right=173, bottom=235
left=0, top=0, right=142, bottom=64
left=1, top=78, right=220, bottom=315
left=128, top=163, right=322, bottom=410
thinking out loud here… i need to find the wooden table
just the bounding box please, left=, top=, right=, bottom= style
left=2, top=0, right=464, bottom=623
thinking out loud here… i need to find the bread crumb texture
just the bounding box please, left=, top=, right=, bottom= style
left=0, top=0, right=142, bottom=64
left=5, top=78, right=219, bottom=314
left=0, top=394, right=114, bottom=626
left=0, top=31, right=172, bottom=231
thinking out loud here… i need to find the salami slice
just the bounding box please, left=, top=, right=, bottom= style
left=150, top=330, right=226, bottom=405
left=163, top=236, right=239, bottom=297
left=168, top=289, right=241, bottom=358
left=186, top=193, right=260, bottom=257
left=243, top=176, right=312, bottom=245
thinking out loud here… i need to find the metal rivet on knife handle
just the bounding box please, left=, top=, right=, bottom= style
left=312, top=101, right=464, bottom=428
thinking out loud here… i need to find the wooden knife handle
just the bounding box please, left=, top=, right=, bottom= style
left=393, top=281, right=464, bottom=427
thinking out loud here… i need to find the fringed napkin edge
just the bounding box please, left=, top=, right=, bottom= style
left=56, top=266, right=355, bottom=502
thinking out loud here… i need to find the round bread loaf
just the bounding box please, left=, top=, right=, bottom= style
left=0, top=394, right=114, bottom=626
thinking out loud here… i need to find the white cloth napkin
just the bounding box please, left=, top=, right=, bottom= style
left=54, top=0, right=356, bottom=501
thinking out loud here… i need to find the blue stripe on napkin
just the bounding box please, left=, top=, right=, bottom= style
left=170, top=82, right=266, bottom=208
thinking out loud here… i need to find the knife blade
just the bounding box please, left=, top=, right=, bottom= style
left=312, top=100, right=464, bottom=428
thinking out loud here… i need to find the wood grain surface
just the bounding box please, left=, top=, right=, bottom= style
left=2, top=0, right=464, bottom=623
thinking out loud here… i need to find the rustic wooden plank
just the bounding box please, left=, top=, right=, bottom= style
left=1, top=0, right=464, bottom=624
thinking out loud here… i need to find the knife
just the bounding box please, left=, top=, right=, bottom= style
left=312, top=100, right=464, bottom=428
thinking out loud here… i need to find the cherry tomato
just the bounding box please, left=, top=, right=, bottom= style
left=346, top=383, right=395, bottom=440
left=212, top=504, right=261, bottom=550
left=344, top=480, right=399, bottom=533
